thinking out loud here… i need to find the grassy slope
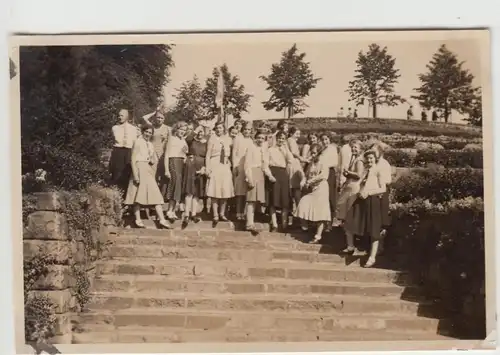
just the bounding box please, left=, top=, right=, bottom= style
left=253, top=117, right=482, bottom=139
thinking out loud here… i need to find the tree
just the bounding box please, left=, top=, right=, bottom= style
left=412, top=44, right=480, bottom=123
left=346, top=43, right=403, bottom=119
left=169, top=75, right=206, bottom=122
left=260, top=44, right=321, bottom=118
left=201, top=64, right=251, bottom=121
left=464, top=90, right=482, bottom=126
left=20, top=45, right=174, bottom=183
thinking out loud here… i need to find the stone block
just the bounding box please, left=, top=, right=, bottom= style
left=33, top=192, right=66, bottom=211
left=114, top=313, right=185, bottom=328
left=70, top=240, right=86, bottom=264
left=31, top=289, right=73, bottom=313
left=34, top=264, right=71, bottom=290
left=23, top=240, right=71, bottom=264
left=54, top=313, right=72, bottom=336
left=25, top=212, right=68, bottom=240
left=49, top=332, right=72, bottom=344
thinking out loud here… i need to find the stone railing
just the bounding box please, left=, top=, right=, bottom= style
left=23, top=189, right=121, bottom=344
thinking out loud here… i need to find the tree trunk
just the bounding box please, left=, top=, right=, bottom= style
left=372, top=103, right=377, bottom=119
left=287, top=105, right=293, bottom=118
left=444, top=103, right=450, bottom=123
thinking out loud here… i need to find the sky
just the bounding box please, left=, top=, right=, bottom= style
left=162, top=32, right=483, bottom=125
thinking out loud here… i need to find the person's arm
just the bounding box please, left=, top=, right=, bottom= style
left=111, top=125, right=119, bottom=146
left=301, top=144, right=310, bottom=162
left=232, top=135, right=241, bottom=170
left=345, top=160, right=363, bottom=180
left=307, top=162, right=329, bottom=186
left=163, top=137, right=172, bottom=178
left=130, top=140, right=140, bottom=183
left=288, top=138, right=303, bottom=162
left=263, top=147, right=275, bottom=181
left=330, top=144, right=339, bottom=168
left=243, top=145, right=254, bottom=182
left=205, top=136, right=214, bottom=176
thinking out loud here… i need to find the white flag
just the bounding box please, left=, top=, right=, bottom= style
left=215, top=70, right=224, bottom=108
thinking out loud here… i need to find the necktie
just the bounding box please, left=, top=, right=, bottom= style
left=348, top=154, right=355, bottom=170
left=220, top=140, right=225, bottom=164
left=123, top=124, right=128, bottom=147
left=360, top=168, right=371, bottom=188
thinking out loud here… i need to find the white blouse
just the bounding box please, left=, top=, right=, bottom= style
left=112, top=123, right=140, bottom=149
left=319, top=144, right=339, bottom=169
left=131, top=137, right=156, bottom=164
left=244, top=143, right=272, bottom=179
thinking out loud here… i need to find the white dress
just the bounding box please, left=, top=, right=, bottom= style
left=295, top=159, right=331, bottom=222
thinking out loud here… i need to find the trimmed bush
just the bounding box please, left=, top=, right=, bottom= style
left=385, top=149, right=417, bottom=167
left=391, top=167, right=483, bottom=204
left=414, top=149, right=483, bottom=169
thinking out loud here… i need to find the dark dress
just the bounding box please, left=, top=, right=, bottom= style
left=344, top=194, right=384, bottom=241
left=183, top=139, right=208, bottom=198
left=327, top=167, right=338, bottom=217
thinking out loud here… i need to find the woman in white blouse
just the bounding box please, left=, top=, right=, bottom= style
left=243, top=131, right=275, bottom=233
left=343, top=149, right=387, bottom=268
left=318, top=133, right=339, bottom=231
left=164, top=121, right=188, bottom=221
left=205, top=122, right=235, bottom=225
left=124, top=124, right=171, bottom=229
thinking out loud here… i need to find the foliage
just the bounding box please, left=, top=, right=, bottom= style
left=384, top=149, right=416, bottom=167
left=201, top=64, right=252, bottom=121
left=414, top=149, right=483, bottom=169
left=391, top=167, right=483, bottom=204
left=388, top=197, right=485, bottom=337
left=463, top=90, right=483, bottom=127
left=22, top=143, right=108, bottom=191
left=260, top=44, right=321, bottom=118
left=169, top=75, right=206, bottom=122
left=71, top=264, right=91, bottom=311
left=254, top=117, right=483, bottom=138
left=346, top=43, right=404, bottom=118
left=24, top=254, right=57, bottom=342
left=412, top=44, right=480, bottom=124
left=20, top=44, right=174, bottom=165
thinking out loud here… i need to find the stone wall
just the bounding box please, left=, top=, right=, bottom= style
left=23, top=189, right=120, bottom=344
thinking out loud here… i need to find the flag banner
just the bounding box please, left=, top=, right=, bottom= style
left=215, top=71, right=224, bottom=108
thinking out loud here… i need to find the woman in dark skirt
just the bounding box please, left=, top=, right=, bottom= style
left=266, top=131, right=294, bottom=232
left=369, top=142, right=393, bottom=254
left=182, top=130, right=208, bottom=227
left=164, top=121, right=189, bottom=221
left=343, top=149, right=387, bottom=268
left=318, top=133, right=339, bottom=231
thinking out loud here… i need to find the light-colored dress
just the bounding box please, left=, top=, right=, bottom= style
left=336, top=155, right=364, bottom=220
left=150, top=124, right=170, bottom=178
left=286, top=137, right=304, bottom=189
left=205, top=134, right=235, bottom=199
left=244, top=143, right=272, bottom=203
left=295, top=159, right=331, bottom=222
left=124, top=137, right=164, bottom=206
left=232, top=135, right=253, bottom=196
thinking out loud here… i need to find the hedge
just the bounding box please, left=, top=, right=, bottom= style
left=388, top=197, right=485, bottom=338
left=254, top=117, right=483, bottom=139
left=384, top=148, right=483, bottom=169
left=391, top=167, right=484, bottom=204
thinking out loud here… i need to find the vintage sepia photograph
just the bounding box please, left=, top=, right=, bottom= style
left=11, top=30, right=494, bottom=352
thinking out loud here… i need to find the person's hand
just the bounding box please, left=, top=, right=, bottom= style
left=268, top=175, right=276, bottom=183
left=233, top=167, right=239, bottom=176
left=299, top=179, right=306, bottom=189
left=133, top=177, right=140, bottom=186
left=343, top=169, right=349, bottom=177
left=359, top=190, right=368, bottom=199
left=246, top=179, right=254, bottom=189
left=165, top=171, right=171, bottom=180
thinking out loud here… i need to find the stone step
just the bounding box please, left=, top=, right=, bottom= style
left=92, top=274, right=426, bottom=301
left=74, top=308, right=451, bottom=334
left=88, top=291, right=442, bottom=318
left=73, top=325, right=454, bottom=343
left=124, top=219, right=274, bottom=232
left=96, top=258, right=412, bottom=285
left=107, top=244, right=407, bottom=268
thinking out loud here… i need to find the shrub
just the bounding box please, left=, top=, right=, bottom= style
left=463, top=143, right=482, bottom=151
left=391, top=167, right=484, bottom=204
left=414, top=141, right=444, bottom=151
left=24, top=253, right=57, bottom=342
left=414, top=149, right=483, bottom=169
left=22, top=143, right=108, bottom=192
left=385, top=149, right=417, bottom=167
left=389, top=197, right=485, bottom=338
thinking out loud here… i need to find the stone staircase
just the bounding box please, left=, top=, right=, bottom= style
left=72, top=220, right=455, bottom=343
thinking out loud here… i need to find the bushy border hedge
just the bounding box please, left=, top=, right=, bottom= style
left=384, top=148, right=483, bottom=169
left=391, top=166, right=483, bottom=204
left=389, top=197, right=485, bottom=338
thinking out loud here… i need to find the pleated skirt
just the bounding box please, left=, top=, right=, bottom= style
left=266, top=166, right=290, bottom=209
left=206, top=158, right=234, bottom=199
left=166, top=157, right=185, bottom=202
left=344, top=194, right=384, bottom=240
left=246, top=167, right=266, bottom=203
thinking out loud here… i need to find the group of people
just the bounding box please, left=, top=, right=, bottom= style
left=109, top=108, right=392, bottom=268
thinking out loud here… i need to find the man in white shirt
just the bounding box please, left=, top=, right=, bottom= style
left=109, top=109, right=140, bottom=194
left=338, top=135, right=353, bottom=186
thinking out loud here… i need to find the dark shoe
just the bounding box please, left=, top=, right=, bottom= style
left=269, top=225, right=278, bottom=233
left=212, top=216, right=219, bottom=228
left=181, top=217, right=189, bottom=229
left=192, top=215, right=201, bottom=223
